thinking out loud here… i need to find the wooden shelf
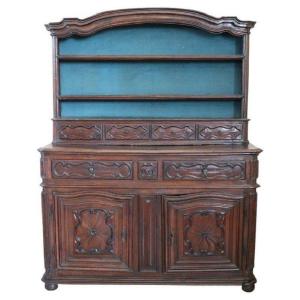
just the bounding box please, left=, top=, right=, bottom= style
left=58, top=55, right=244, bottom=62
left=58, top=95, right=244, bottom=101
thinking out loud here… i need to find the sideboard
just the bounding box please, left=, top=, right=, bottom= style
left=39, top=8, right=261, bottom=292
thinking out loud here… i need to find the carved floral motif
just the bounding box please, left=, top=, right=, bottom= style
left=184, top=210, right=225, bottom=256
left=73, top=208, right=113, bottom=255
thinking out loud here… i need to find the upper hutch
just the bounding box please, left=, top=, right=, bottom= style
left=39, top=8, right=261, bottom=292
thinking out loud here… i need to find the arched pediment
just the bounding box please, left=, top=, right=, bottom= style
left=46, top=8, right=255, bottom=38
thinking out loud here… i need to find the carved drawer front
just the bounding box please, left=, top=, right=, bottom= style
left=52, top=160, right=133, bottom=179
left=198, top=125, right=242, bottom=140
left=54, top=121, right=247, bottom=145
left=163, top=161, right=245, bottom=180
left=58, top=125, right=102, bottom=140
left=152, top=124, right=196, bottom=140
left=105, top=124, right=150, bottom=140
left=164, top=193, right=243, bottom=272
left=56, top=191, right=136, bottom=271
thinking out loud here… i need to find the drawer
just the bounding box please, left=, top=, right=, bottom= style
left=53, top=119, right=248, bottom=146
left=163, top=160, right=245, bottom=180
left=48, top=157, right=250, bottom=183
left=51, top=160, right=133, bottom=179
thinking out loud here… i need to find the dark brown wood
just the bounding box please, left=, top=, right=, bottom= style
left=46, top=8, right=255, bottom=38
left=139, top=195, right=161, bottom=271
left=52, top=37, right=59, bottom=118
left=242, top=34, right=250, bottom=118
left=58, top=95, right=243, bottom=100
left=164, top=192, right=243, bottom=272
left=40, top=8, right=260, bottom=292
left=53, top=119, right=248, bottom=145
left=40, top=145, right=261, bottom=290
left=55, top=191, right=137, bottom=272
left=58, top=55, right=244, bottom=61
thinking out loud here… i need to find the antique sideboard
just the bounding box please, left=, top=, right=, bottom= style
left=39, top=8, right=261, bottom=292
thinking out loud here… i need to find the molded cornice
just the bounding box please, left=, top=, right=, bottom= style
left=45, top=8, right=255, bottom=38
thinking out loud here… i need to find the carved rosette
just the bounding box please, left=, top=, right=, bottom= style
left=73, top=208, right=113, bottom=255
left=184, top=210, right=226, bottom=256
left=164, top=161, right=245, bottom=180
left=52, top=160, right=133, bottom=179
left=138, top=161, right=158, bottom=180
left=198, top=125, right=242, bottom=140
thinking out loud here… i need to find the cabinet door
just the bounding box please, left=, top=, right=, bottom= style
left=164, top=192, right=243, bottom=272
left=55, top=190, right=137, bottom=272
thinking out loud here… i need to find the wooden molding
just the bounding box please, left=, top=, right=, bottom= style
left=46, top=8, right=255, bottom=38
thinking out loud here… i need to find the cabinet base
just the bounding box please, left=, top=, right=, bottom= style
left=42, top=273, right=256, bottom=291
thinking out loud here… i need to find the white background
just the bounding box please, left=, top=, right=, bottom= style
left=1, top=0, right=299, bottom=298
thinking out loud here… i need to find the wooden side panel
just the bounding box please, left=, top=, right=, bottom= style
left=139, top=195, right=162, bottom=272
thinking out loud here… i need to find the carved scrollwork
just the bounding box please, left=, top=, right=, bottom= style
left=152, top=125, right=195, bottom=140
left=184, top=210, right=226, bottom=256
left=52, top=160, right=133, bottom=179
left=53, top=120, right=247, bottom=144
left=73, top=208, right=114, bottom=255
left=58, top=125, right=102, bottom=140
left=198, top=125, right=242, bottom=140
left=105, top=125, right=149, bottom=140
left=164, top=161, right=245, bottom=180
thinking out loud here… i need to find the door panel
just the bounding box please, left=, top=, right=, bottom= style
left=163, top=192, right=243, bottom=272
left=55, top=190, right=137, bottom=272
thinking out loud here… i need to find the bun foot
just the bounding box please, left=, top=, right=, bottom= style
left=45, top=283, right=58, bottom=291
left=242, top=281, right=255, bottom=292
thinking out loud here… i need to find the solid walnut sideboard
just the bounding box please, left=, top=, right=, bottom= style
left=39, top=8, right=262, bottom=292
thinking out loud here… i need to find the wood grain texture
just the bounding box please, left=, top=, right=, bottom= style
left=46, top=8, right=255, bottom=38
left=164, top=192, right=243, bottom=272
left=58, top=55, right=244, bottom=61
left=58, top=125, right=102, bottom=140
left=55, top=190, right=137, bottom=272
left=53, top=120, right=248, bottom=145
left=52, top=160, right=133, bottom=179
left=163, top=161, right=245, bottom=180
left=40, top=8, right=260, bottom=292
